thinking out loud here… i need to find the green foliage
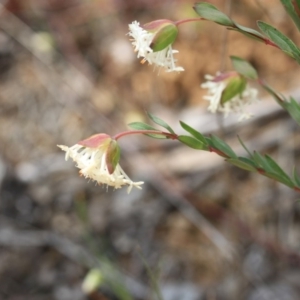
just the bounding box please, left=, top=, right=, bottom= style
left=226, top=158, right=257, bottom=172
left=176, top=121, right=300, bottom=190
left=230, top=56, right=258, bottom=80
left=210, top=135, right=238, bottom=158
left=235, top=139, right=298, bottom=189
left=260, top=82, right=300, bottom=126
left=293, top=167, right=300, bottom=186
left=194, top=1, right=300, bottom=63
left=129, top=2, right=300, bottom=193
left=193, top=2, right=234, bottom=26
left=284, top=97, right=300, bottom=126
left=193, top=2, right=265, bottom=42
left=128, top=122, right=168, bottom=139
left=229, top=22, right=266, bottom=42
left=221, top=76, right=247, bottom=104
left=257, top=21, right=300, bottom=62
left=265, top=155, right=293, bottom=183
left=280, top=0, right=300, bottom=31
left=178, top=135, right=206, bottom=149
left=147, top=112, right=175, bottom=133
left=180, top=121, right=208, bottom=146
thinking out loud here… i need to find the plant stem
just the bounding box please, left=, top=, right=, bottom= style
left=174, top=18, right=203, bottom=26
left=114, top=130, right=178, bottom=141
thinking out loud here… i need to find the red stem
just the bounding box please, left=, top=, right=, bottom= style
left=264, top=38, right=281, bottom=49
left=114, top=130, right=178, bottom=141
left=174, top=18, right=204, bottom=26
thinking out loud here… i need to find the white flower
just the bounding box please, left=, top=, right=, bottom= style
left=201, top=73, right=259, bottom=121
left=58, top=144, right=144, bottom=193
left=128, top=21, right=184, bottom=72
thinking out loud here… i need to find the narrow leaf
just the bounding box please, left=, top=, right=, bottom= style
left=226, top=158, right=257, bottom=172
left=252, top=152, right=272, bottom=172
left=239, top=157, right=257, bottom=168
left=128, top=122, right=158, bottom=131
left=193, top=2, right=234, bottom=26
left=264, top=172, right=294, bottom=188
left=285, top=97, right=300, bottom=125
left=257, top=21, right=300, bottom=61
left=128, top=122, right=167, bottom=139
left=280, top=0, right=300, bottom=31
left=230, top=56, right=258, bottom=80
left=178, top=135, right=205, bottom=150
left=260, top=81, right=286, bottom=108
left=147, top=112, right=175, bottom=133
left=231, top=22, right=266, bottom=42
left=210, top=135, right=237, bottom=158
left=237, top=136, right=253, bottom=158
left=261, top=81, right=300, bottom=126
left=143, top=134, right=168, bottom=139
left=179, top=121, right=208, bottom=146
left=293, top=167, right=300, bottom=187
left=264, top=154, right=291, bottom=181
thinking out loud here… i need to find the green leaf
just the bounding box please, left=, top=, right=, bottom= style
left=261, top=81, right=300, bottom=126
left=230, top=56, right=258, bottom=80
left=264, top=155, right=291, bottom=181
left=264, top=172, right=294, bottom=188
left=231, top=22, right=266, bottom=42
left=239, top=157, right=257, bottom=168
left=285, top=97, right=300, bottom=126
left=178, top=135, right=205, bottom=150
left=147, top=112, right=175, bottom=133
left=128, top=122, right=167, bottom=139
left=257, top=21, right=300, bottom=62
left=144, top=134, right=168, bottom=139
left=226, top=157, right=257, bottom=172
left=293, top=167, right=300, bottom=187
left=210, top=135, right=237, bottom=158
left=252, top=151, right=272, bottom=172
left=128, top=121, right=157, bottom=131
left=193, top=2, right=234, bottom=26
left=280, top=0, right=300, bottom=31
left=179, top=121, right=208, bottom=146
left=221, top=76, right=247, bottom=104
left=260, top=81, right=286, bottom=108
left=237, top=136, right=253, bottom=158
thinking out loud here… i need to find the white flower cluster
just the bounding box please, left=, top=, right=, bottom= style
left=58, top=144, right=144, bottom=193
left=128, top=21, right=184, bottom=72
left=201, top=74, right=259, bottom=121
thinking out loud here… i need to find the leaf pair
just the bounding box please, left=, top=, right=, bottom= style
left=128, top=112, right=175, bottom=139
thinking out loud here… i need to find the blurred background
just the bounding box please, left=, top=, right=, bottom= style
left=1, top=0, right=300, bottom=299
